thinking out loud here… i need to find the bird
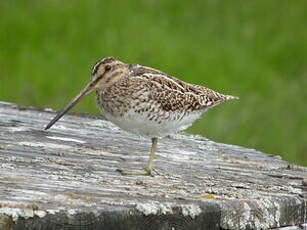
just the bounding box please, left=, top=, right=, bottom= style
left=45, top=57, right=238, bottom=176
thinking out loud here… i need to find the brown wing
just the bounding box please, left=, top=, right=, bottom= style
left=129, top=71, right=230, bottom=112
left=129, top=63, right=234, bottom=98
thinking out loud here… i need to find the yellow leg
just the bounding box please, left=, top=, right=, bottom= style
left=145, top=137, right=157, bottom=174
left=117, top=137, right=158, bottom=176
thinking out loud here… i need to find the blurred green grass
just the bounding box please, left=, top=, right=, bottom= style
left=0, top=0, right=306, bottom=166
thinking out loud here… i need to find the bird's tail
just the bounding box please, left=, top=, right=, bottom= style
left=225, top=95, right=239, bottom=100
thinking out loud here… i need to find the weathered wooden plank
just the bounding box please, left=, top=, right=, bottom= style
left=271, top=223, right=307, bottom=230
left=0, top=101, right=306, bottom=230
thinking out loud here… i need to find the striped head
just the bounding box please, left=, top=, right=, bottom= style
left=91, top=57, right=129, bottom=90
left=44, top=57, right=128, bottom=130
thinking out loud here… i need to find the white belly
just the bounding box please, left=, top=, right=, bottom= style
left=102, top=109, right=203, bottom=138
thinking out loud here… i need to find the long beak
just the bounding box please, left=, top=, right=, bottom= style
left=44, top=80, right=96, bottom=130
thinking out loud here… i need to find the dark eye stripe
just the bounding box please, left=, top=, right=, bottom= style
left=90, top=74, right=103, bottom=86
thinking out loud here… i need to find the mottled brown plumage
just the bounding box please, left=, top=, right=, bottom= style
left=45, top=57, right=238, bottom=176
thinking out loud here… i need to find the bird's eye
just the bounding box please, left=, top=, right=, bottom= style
left=105, top=65, right=112, bottom=71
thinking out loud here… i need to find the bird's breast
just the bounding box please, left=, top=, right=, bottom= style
left=97, top=98, right=203, bottom=137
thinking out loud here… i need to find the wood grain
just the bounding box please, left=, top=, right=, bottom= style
left=0, top=102, right=306, bottom=230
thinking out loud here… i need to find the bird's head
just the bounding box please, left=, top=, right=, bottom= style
left=91, top=57, right=129, bottom=90
left=44, top=57, right=128, bottom=130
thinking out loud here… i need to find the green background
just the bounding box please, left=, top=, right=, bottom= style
left=1, top=0, right=306, bottom=166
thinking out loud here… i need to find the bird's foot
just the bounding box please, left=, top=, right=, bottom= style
left=116, top=167, right=155, bottom=176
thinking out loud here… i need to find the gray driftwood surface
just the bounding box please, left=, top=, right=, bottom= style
left=0, top=101, right=306, bottom=230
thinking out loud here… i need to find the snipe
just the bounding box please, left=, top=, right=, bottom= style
left=45, top=57, right=238, bottom=176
